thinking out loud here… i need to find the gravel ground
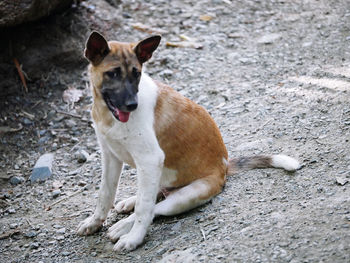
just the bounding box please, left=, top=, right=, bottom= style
left=1, top=0, right=350, bottom=262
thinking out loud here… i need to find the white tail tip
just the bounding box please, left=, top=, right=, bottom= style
left=271, top=154, right=301, bottom=171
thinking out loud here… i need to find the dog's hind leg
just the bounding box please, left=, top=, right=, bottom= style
left=115, top=196, right=137, bottom=213
left=107, top=174, right=224, bottom=244
left=155, top=174, right=225, bottom=216
left=107, top=173, right=224, bottom=248
left=77, top=144, right=123, bottom=236
left=115, top=191, right=167, bottom=214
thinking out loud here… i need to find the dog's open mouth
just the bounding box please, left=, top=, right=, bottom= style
left=113, top=108, right=130, bottom=123
left=104, top=96, right=131, bottom=123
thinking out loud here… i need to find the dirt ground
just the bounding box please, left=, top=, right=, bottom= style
left=1, top=0, right=350, bottom=262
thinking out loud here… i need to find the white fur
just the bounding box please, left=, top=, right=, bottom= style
left=155, top=180, right=210, bottom=216
left=107, top=179, right=211, bottom=244
left=107, top=213, right=135, bottom=243
left=271, top=154, right=300, bottom=171
left=77, top=138, right=123, bottom=236
left=78, top=73, right=165, bottom=251
left=115, top=196, right=137, bottom=213
left=160, top=168, right=178, bottom=188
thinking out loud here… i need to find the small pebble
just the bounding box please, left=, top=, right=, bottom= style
left=64, top=119, right=77, bottom=128
left=52, top=189, right=61, bottom=198
left=10, top=176, right=25, bottom=186
left=56, top=228, right=66, bottom=234
left=22, top=118, right=33, bottom=125
left=25, top=231, right=37, bottom=238
left=78, top=180, right=87, bottom=187
left=30, top=242, right=40, bottom=249
left=10, top=223, right=18, bottom=229
left=62, top=251, right=70, bottom=256
left=8, top=208, right=16, bottom=214
left=76, top=150, right=89, bottom=163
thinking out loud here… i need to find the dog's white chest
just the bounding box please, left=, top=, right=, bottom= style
left=105, top=137, right=136, bottom=167
left=95, top=73, right=161, bottom=168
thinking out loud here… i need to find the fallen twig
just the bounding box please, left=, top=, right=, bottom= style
left=26, top=218, right=34, bottom=228
left=21, top=110, right=35, bottom=120
left=56, top=110, right=84, bottom=120
left=200, top=228, right=206, bottom=240
left=256, top=119, right=273, bottom=131
left=163, top=219, right=180, bottom=224
left=45, top=188, right=85, bottom=211
left=0, top=228, right=21, bottom=240
left=13, top=58, right=28, bottom=93
left=31, top=100, right=42, bottom=109
left=132, top=22, right=167, bottom=34
left=0, top=124, right=23, bottom=134
left=56, top=209, right=93, bottom=220
left=70, top=141, right=82, bottom=152
left=0, top=199, right=10, bottom=205
left=141, top=243, right=160, bottom=255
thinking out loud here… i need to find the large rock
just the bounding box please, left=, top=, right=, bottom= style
left=30, top=153, right=54, bottom=183
left=0, top=0, right=73, bottom=27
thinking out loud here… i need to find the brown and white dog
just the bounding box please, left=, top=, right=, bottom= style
left=77, top=32, right=300, bottom=251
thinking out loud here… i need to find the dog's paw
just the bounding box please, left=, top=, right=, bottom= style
left=113, top=232, right=144, bottom=252
left=115, top=196, right=137, bottom=213
left=77, top=216, right=103, bottom=236
left=107, top=214, right=135, bottom=242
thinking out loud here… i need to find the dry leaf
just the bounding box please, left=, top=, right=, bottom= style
left=199, top=14, right=214, bottom=21
left=228, top=33, right=245, bottom=39
left=215, top=102, right=226, bottom=109
left=132, top=22, right=167, bottom=34
left=166, top=41, right=203, bottom=49
left=62, top=87, right=84, bottom=105
left=179, top=34, right=196, bottom=42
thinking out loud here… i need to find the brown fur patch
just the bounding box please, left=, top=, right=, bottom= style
left=154, top=81, right=228, bottom=190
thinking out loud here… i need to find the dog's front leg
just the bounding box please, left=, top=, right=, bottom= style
left=77, top=143, right=122, bottom=235
left=113, top=150, right=164, bottom=251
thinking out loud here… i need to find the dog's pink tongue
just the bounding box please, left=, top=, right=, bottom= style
left=115, top=109, right=130, bottom=123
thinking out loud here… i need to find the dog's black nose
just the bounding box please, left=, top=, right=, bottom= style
left=125, top=101, right=138, bottom=111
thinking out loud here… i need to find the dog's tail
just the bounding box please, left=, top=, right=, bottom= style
left=227, top=154, right=300, bottom=176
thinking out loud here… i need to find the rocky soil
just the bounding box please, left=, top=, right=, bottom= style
left=1, top=0, right=350, bottom=262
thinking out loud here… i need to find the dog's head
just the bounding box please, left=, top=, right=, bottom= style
left=84, top=32, right=161, bottom=123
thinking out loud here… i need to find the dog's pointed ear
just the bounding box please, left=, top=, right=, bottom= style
left=85, top=31, right=110, bottom=65
left=134, top=35, right=161, bottom=64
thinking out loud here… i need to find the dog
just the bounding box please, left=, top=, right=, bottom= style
left=77, top=32, right=300, bottom=252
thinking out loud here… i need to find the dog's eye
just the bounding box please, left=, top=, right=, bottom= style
left=106, top=68, right=121, bottom=79
left=132, top=67, right=141, bottom=79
